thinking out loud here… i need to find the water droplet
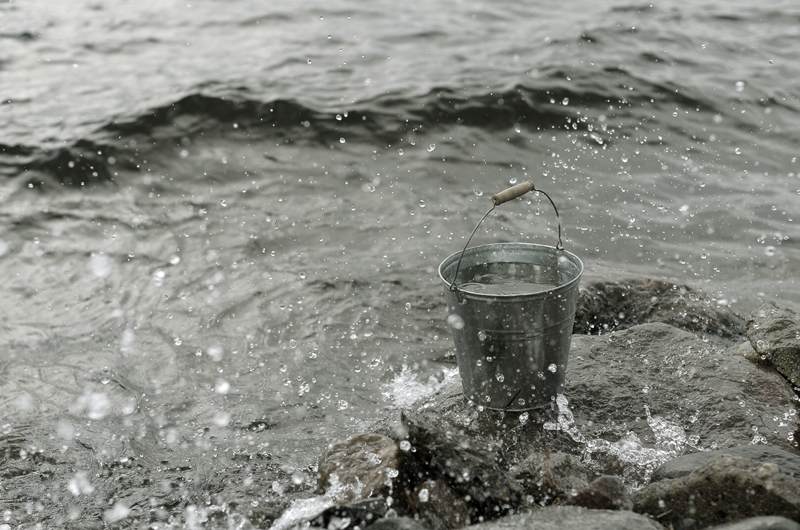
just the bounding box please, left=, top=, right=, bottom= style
left=215, top=379, right=230, bottom=394
left=291, top=472, right=305, bottom=485
left=289, top=339, right=297, bottom=348
left=169, top=255, right=181, bottom=265
left=207, top=346, right=223, bottom=362
left=279, top=364, right=287, bottom=373
left=474, top=190, right=484, bottom=197
left=337, top=400, right=349, bottom=410
left=514, top=124, right=521, bottom=133
left=548, top=363, right=558, bottom=373
left=405, top=302, right=411, bottom=311
left=220, top=199, right=227, bottom=207
left=213, top=411, right=231, bottom=426
left=562, top=98, right=569, bottom=105
left=447, top=314, right=465, bottom=330
left=735, top=81, right=745, bottom=92
left=509, top=177, right=518, bottom=185
left=398, top=149, right=404, bottom=155
left=339, top=137, right=346, bottom=144
left=427, top=143, right=436, bottom=152
left=399, top=440, right=411, bottom=451
left=734, top=147, right=742, bottom=155
left=90, top=252, right=113, bottom=278
left=478, top=331, right=487, bottom=341
left=419, top=199, right=426, bottom=208
left=298, top=272, right=306, bottom=280
left=418, top=488, right=430, bottom=502
left=519, top=412, right=529, bottom=424
left=700, top=252, right=708, bottom=259
left=174, top=337, right=182, bottom=346
left=336, top=114, right=342, bottom=121
left=765, top=246, right=776, bottom=256
left=495, top=373, right=505, bottom=382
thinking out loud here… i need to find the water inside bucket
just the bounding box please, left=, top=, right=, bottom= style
left=454, top=261, right=559, bottom=296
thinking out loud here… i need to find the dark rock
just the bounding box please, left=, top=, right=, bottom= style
left=463, top=506, right=664, bottom=530
left=369, top=516, right=430, bottom=530
left=633, top=455, right=800, bottom=528
left=651, top=445, right=800, bottom=485
left=510, top=452, right=589, bottom=506
left=311, top=498, right=388, bottom=529
left=706, top=516, right=800, bottom=530
left=747, top=302, right=800, bottom=386
left=407, top=479, right=470, bottom=530
left=317, top=433, right=401, bottom=503
left=401, top=412, right=522, bottom=518
left=564, top=475, right=632, bottom=511
left=575, top=276, right=745, bottom=340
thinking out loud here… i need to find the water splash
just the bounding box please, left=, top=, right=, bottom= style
left=382, top=365, right=459, bottom=409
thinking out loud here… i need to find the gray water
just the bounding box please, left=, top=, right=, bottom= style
left=2, top=0, right=800, bottom=527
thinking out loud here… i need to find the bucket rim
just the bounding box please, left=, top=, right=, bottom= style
left=438, top=242, right=583, bottom=300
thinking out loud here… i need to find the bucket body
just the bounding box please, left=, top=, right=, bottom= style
left=439, top=243, right=583, bottom=411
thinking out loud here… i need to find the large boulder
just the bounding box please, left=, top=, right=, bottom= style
left=633, top=455, right=800, bottom=528
left=376, top=323, right=799, bottom=489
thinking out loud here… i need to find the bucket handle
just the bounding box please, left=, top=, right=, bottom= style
left=449, top=180, right=563, bottom=294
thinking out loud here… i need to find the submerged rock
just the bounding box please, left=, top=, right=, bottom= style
left=564, top=475, right=632, bottom=511
left=317, top=433, right=401, bottom=503
left=463, top=506, right=664, bottom=530
left=575, top=277, right=745, bottom=340
left=510, top=452, right=589, bottom=506
left=747, top=302, right=800, bottom=386
left=651, top=445, right=800, bottom=485
left=633, top=455, right=800, bottom=528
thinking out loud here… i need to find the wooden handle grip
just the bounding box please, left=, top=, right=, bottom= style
left=491, top=181, right=535, bottom=205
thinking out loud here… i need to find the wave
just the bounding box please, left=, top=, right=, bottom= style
left=1, top=66, right=751, bottom=187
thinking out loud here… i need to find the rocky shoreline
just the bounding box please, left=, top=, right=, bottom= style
left=272, top=271, right=800, bottom=530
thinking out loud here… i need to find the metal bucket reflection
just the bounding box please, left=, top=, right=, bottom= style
left=439, top=242, right=583, bottom=411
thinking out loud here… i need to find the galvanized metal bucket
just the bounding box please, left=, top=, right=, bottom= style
left=438, top=181, right=583, bottom=411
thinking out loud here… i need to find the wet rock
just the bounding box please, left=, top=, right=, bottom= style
left=374, top=323, right=799, bottom=490
left=369, top=516, right=430, bottom=530
left=401, top=412, right=522, bottom=518
left=633, top=455, right=800, bottom=528
left=317, top=433, right=401, bottom=503
left=510, top=452, right=589, bottom=506
left=311, top=498, right=388, bottom=529
left=407, top=479, right=470, bottom=530
left=574, top=277, right=745, bottom=340
left=706, top=516, right=800, bottom=530
left=564, top=475, right=632, bottom=511
left=651, top=445, right=800, bottom=485
left=464, top=505, right=664, bottom=530
left=747, top=302, right=800, bottom=386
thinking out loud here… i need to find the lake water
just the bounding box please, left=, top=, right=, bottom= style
left=2, top=0, right=800, bottom=526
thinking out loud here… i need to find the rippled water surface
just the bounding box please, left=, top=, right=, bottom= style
left=2, top=0, right=800, bottom=526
